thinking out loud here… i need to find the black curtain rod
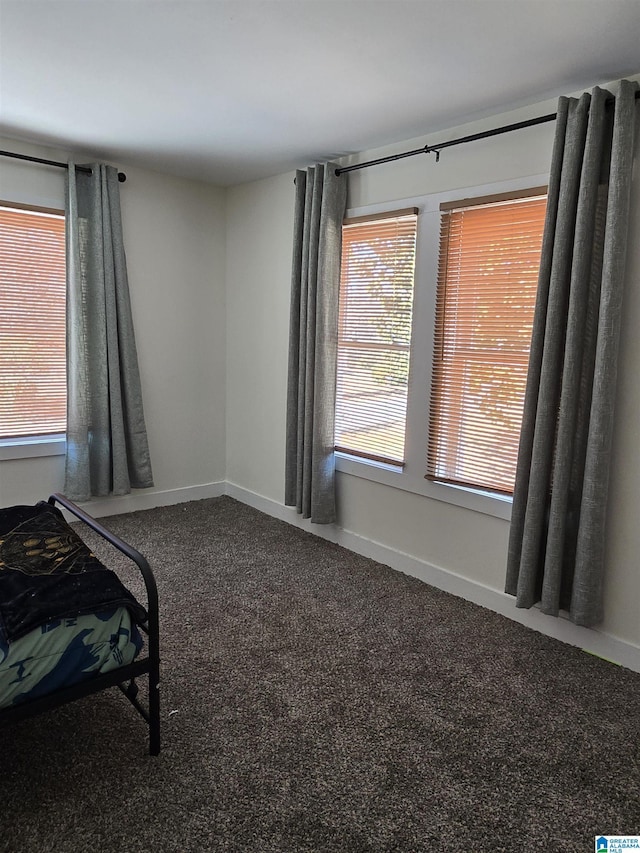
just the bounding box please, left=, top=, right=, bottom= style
left=0, top=149, right=127, bottom=182
left=335, top=88, right=640, bottom=177
left=335, top=113, right=558, bottom=176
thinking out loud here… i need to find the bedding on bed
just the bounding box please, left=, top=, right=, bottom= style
left=0, top=502, right=147, bottom=644
left=0, top=607, right=143, bottom=709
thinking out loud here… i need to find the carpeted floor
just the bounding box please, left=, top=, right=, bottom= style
left=1, top=496, right=639, bottom=852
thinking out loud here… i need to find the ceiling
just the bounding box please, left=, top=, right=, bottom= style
left=0, top=0, right=639, bottom=186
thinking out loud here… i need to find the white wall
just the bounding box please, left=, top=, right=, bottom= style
left=225, top=87, right=640, bottom=661
left=225, top=172, right=293, bottom=499
left=0, top=137, right=227, bottom=509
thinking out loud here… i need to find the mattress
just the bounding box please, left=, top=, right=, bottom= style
left=0, top=606, right=143, bottom=710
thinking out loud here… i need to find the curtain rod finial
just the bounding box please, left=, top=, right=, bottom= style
left=118, top=172, right=126, bottom=183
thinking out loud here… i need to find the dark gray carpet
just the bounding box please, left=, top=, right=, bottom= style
left=1, top=496, right=639, bottom=852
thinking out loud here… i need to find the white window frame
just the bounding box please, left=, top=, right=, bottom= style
left=0, top=435, right=66, bottom=461
left=334, top=172, right=549, bottom=521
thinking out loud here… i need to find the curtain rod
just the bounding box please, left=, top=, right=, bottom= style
left=0, top=149, right=127, bottom=182
left=336, top=88, right=640, bottom=176
left=334, top=113, right=558, bottom=176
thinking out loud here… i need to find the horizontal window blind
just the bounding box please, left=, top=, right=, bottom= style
left=0, top=204, right=66, bottom=439
left=335, top=209, right=417, bottom=465
left=427, top=191, right=547, bottom=494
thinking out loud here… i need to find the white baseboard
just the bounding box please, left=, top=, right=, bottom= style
left=74, top=481, right=226, bottom=519
left=225, top=481, right=640, bottom=674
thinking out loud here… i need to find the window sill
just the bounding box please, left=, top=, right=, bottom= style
left=335, top=451, right=512, bottom=521
left=0, top=435, right=66, bottom=461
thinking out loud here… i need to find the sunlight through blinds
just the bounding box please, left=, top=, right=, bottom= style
left=335, top=209, right=417, bottom=466
left=0, top=204, right=66, bottom=438
left=427, top=189, right=547, bottom=494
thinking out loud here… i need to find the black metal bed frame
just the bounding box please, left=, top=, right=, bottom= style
left=0, top=493, right=160, bottom=755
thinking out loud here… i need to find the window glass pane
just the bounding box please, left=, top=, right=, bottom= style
left=335, top=211, right=417, bottom=465
left=0, top=204, right=66, bottom=439
left=427, top=192, right=547, bottom=494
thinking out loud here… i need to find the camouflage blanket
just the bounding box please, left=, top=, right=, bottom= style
left=0, top=502, right=147, bottom=644
left=0, top=607, right=144, bottom=708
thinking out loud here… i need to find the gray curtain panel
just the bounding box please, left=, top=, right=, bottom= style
left=285, top=163, right=347, bottom=524
left=64, top=162, right=154, bottom=501
left=506, top=80, right=638, bottom=626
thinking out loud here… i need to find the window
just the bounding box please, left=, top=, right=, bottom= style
left=0, top=203, right=66, bottom=440
left=335, top=181, right=548, bottom=513
left=335, top=208, right=418, bottom=466
left=427, top=189, right=547, bottom=494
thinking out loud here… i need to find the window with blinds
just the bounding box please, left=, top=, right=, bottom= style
left=335, top=208, right=418, bottom=465
left=0, top=203, right=67, bottom=439
left=427, top=188, right=547, bottom=494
